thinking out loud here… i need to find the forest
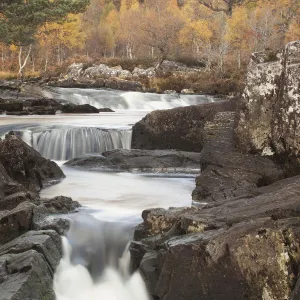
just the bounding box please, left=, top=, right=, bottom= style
left=0, top=0, right=299, bottom=84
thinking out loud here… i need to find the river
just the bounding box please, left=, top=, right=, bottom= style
left=0, top=88, right=209, bottom=300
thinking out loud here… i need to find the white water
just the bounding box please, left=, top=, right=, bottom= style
left=45, top=87, right=215, bottom=111
left=0, top=87, right=202, bottom=299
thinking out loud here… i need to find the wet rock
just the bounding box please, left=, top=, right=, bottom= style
left=0, top=192, right=37, bottom=211
left=235, top=41, right=300, bottom=168
left=0, top=201, right=35, bottom=245
left=0, top=134, right=65, bottom=193
left=40, top=196, right=81, bottom=214
left=65, top=149, right=201, bottom=172
left=61, top=103, right=99, bottom=113
left=132, top=99, right=237, bottom=152
left=0, top=100, right=23, bottom=112
left=0, top=230, right=62, bottom=300
left=6, top=111, right=29, bottom=116
left=131, top=175, right=300, bottom=300
left=192, top=112, right=284, bottom=202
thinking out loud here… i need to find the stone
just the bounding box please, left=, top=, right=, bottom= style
left=0, top=134, right=64, bottom=193
left=131, top=175, right=300, bottom=300
left=192, top=112, right=284, bottom=203
left=61, top=103, right=99, bottom=113
left=40, top=196, right=81, bottom=214
left=131, top=99, right=237, bottom=152
left=235, top=41, right=300, bottom=168
left=65, top=149, right=201, bottom=173
left=98, top=108, right=115, bottom=112
left=0, top=201, right=35, bottom=245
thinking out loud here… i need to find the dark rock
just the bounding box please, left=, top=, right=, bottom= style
left=0, top=201, right=35, bottom=245
left=0, top=192, right=37, bottom=211
left=0, top=134, right=65, bottom=193
left=192, top=112, right=284, bottom=202
left=98, top=108, right=115, bottom=112
left=131, top=98, right=237, bottom=152
left=65, top=149, right=201, bottom=172
left=105, top=79, right=143, bottom=91
left=0, top=230, right=62, bottom=300
left=61, top=103, right=99, bottom=114
left=0, top=99, right=23, bottom=112
left=6, top=111, right=29, bottom=116
left=132, top=175, right=300, bottom=300
left=40, top=196, right=81, bottom=214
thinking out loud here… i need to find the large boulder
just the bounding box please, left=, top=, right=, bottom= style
left=131, top=175, right=300, bottom=300
left=0, top=230, right=62, bottom=300
left=65, top=149, right=201, bottom=172
left=0, top=134, right=65, bottom=193
left=235, top=41, right=300, bottom=167
left=131, top=99, right=237, bottom=152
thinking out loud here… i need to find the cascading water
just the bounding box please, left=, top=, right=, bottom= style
left=54, top=215, right=149, bottom=300
left=44, top=87, right=215, bottom=111
left=31, top=127, right=132, bottom=160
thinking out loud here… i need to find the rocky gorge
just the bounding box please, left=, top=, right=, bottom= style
left=0, top=40, right=299, bottom=300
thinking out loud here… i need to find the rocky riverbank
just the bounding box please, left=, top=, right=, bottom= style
left=129, top=41, right=300, bottom=300
left=0, top=133, right=79, bottom=300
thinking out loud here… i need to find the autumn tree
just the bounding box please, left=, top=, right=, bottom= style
left=135, top=0, right=184, bottom=69
left=0, top=0, right=90, bottom=77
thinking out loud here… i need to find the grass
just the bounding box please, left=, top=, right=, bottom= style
left=0, top=71, right=41, bottom=80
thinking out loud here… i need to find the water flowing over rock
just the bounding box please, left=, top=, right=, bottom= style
left=30, top=127, right=132, bottom=160
left=235, top=41, right=300, bottom=166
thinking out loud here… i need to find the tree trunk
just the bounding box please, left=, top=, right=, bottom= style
left=18, top=44, right=32, bottom=80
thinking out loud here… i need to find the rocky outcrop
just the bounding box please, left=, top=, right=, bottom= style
left=0, top=230, right=62, bottom=300
left=61, top=103, right=99, bottom=114
left=131, top=98, right=237, bottom=152
left=0, top=133, right=65, bottom=193
left=65, top=149, right=201, bottom=172
left=131, top=174, right=300, bottom=300
left=235, top=41, right=300, bottom=167
left=192, top=111, right=284, bottom=202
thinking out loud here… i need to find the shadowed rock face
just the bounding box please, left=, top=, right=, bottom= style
left=131, top=175, right=300, bottom=300
left=131, top=98, right=237, bottom=152
left=0, top=133, right=65, bottom=193
left=235, top=41, right=300, bottom=167
left=192, top=111, right=284, bottom=203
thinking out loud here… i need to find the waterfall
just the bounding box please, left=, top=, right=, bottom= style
left=19, top=127, right=132, bottom=160
left=45, top=87, right=215, bottom=111
left=53, top=214, right=149, bottom=300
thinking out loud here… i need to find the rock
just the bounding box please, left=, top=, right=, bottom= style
left=0, top=230, right=62, bottom=300
left=61, top=103, right=99, bottom=113
left=132, top=99, right=237, bottom=152
left=40, top=196, right=81, bottom=214
left=98, top=108, right=115, bottom=112
left=181, top=89, right=194, bottom=94
left=6, top=111, right=29, bottom=116
left=65, top=149, right=201, bottom=172
left=105, top=79, right=143, bottom=91
left=0, top=201, right=35, bottom=245
left=235, top=41, right=300, bottom=168
left=163, top=90, right=177, bottom=94
left=0, top=99, right=23, bottom=112
left=192, top=112, right=284, bottom=203
left=0, top=134, right=65, bottom=192
left=64, top=153, right=114, bottom=169
left=0, top=192, right=37, bottom=211
left=131, top=175, right=300, bottom=300
left=132, top=67, right=155, bottom=78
